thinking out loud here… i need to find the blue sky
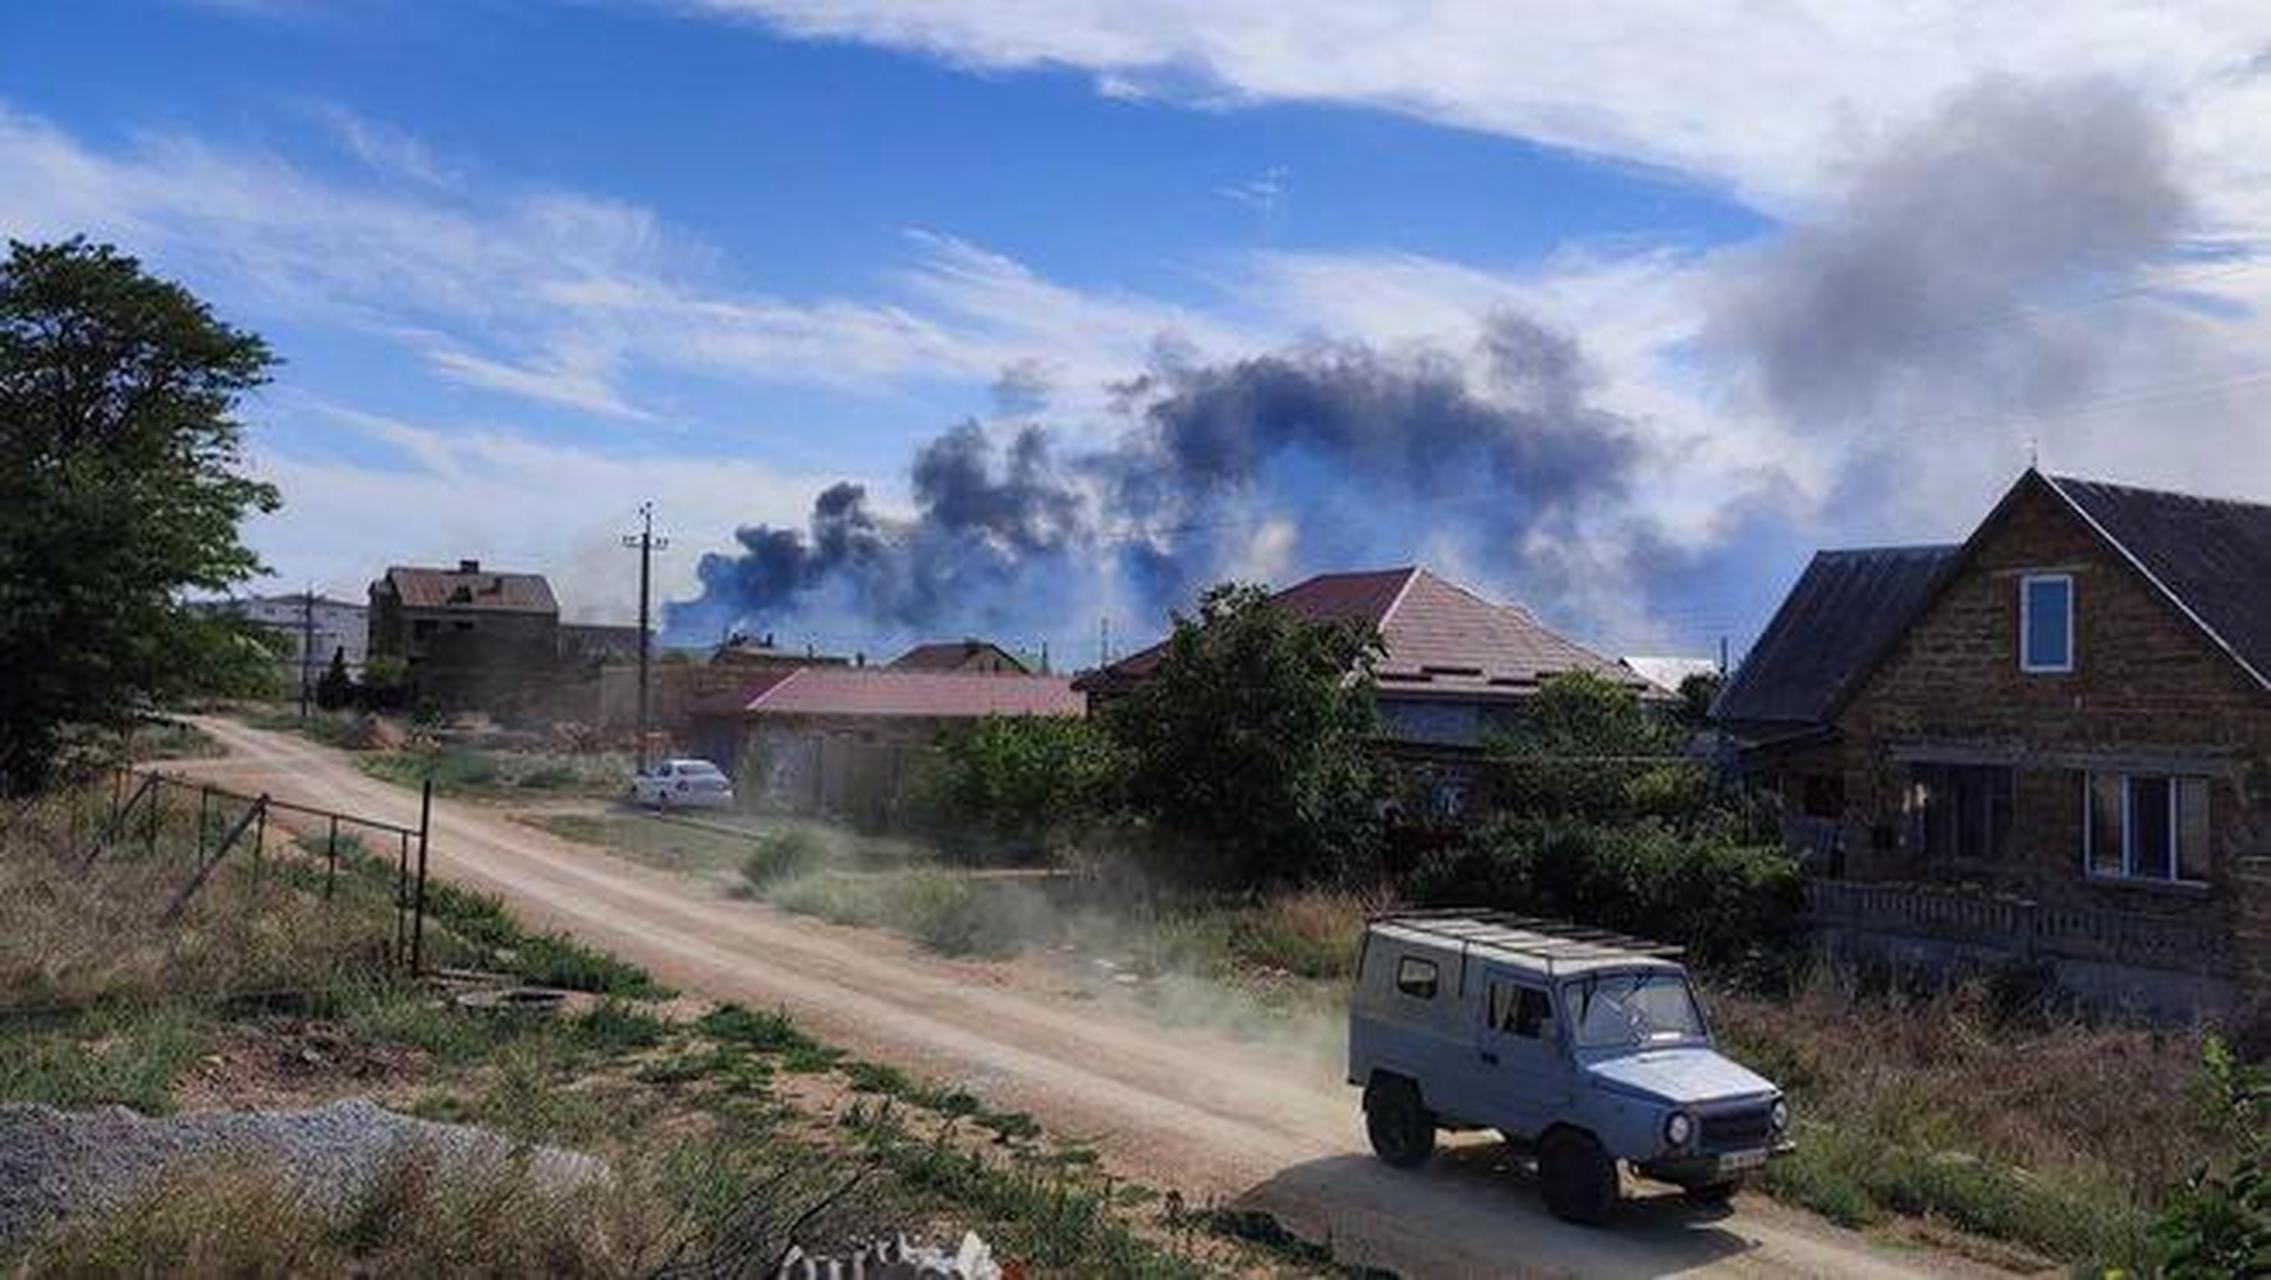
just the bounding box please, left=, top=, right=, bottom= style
left=6, top=2, right=2269, bottom=663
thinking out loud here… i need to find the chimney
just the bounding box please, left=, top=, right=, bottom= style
left=458, top=558, right=481, bottom=574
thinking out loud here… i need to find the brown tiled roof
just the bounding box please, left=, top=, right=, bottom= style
left=380, top=565, right=557, bottom=615
left=1085, top=566, right=1643, bottom=699
left=887, top=640, right=1030, bottom=672
left=700, top=668, right=1083, bottom=719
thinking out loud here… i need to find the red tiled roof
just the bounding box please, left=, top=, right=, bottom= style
left=379, top=565, right=557, bottom=614
left=1087, top=566, right=1645, bottom=699
left=703, top=667, right=1084, bottom=719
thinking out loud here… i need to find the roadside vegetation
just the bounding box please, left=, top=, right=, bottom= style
left=0, top=772, right=1365, bottom=1277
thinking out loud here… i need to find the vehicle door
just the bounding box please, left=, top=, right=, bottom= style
left=1469, top=963, right=1571, bottom=1138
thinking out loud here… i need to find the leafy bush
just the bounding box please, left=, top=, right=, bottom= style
left=912, top=715, right=1125, bottom=864
left=740, top=829, right=826, bottom=890
left=2151, top=1033, right=2269, bottom=1276
left=1410, top=815, right=1801, bottom=966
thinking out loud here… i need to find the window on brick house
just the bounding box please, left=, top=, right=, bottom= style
left=2020, top=573, right=2074, bottom=673
left=2084, top=773, right=2210, bottom=883
left=1908, top=763, right=2012, bottom=863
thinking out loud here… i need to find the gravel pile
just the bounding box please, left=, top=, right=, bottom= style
left=0, top=1098, right=604, bottom=1244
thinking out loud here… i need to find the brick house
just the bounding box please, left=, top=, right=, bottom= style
left=1076, top=566, right=1656, bottom=820
left=368, top=560, right=560, bottom=710
left=1715, top=470, right=2271, bottom=1026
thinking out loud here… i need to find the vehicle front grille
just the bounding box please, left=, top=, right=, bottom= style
left=1699, top=1106, right=1774, bottom=1152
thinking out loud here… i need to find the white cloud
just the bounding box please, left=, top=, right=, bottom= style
left=0, top=102, right=1245, bottom=426
left=680, top=1, right=2271, bottom=230
left=245, top=404, right=825, bottom=623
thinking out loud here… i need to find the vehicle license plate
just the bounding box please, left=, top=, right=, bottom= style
left=1720, top=1150, right=1769, bottom=1172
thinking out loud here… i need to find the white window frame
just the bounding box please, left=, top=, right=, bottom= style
left=2019, top=572, right=2074, bottom=673
left=2082, top=772, right=2209, bottom=886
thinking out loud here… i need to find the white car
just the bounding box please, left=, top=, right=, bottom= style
left=629, top=758, right=735, bottom=810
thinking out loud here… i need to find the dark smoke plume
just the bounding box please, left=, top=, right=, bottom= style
left=667, top=316, right=1641, bottom=644
left=1709, top=75, right=2189, bottom=429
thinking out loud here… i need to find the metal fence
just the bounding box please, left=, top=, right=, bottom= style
left=65, top=765, right=440, bottom=973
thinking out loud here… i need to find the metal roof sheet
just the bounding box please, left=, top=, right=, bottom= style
left=1711, top=545, right=1958, bottom=731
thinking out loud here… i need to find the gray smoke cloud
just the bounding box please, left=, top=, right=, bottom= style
left=667, top=316, right=1641, bottom=645
left=1709, top=75, right=2190, bottom=430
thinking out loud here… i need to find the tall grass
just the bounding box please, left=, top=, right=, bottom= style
left=1712, top=969, right=2232, bottom=1269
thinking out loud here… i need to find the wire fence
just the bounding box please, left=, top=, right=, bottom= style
left=10, top=763, right=439, bottom=975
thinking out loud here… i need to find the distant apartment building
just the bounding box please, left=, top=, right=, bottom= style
left=191, top=592, right=368, bottom=690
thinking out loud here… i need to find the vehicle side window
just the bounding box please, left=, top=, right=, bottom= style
left=1487, top=982, right=1552, bottom=1037
left=1511, top=987, right=1552, bottom=1038
left=1394, top=955, right=1438, bottom=1000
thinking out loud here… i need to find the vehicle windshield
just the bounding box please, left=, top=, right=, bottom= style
left=1564, top=972, right=1705, bottom=1048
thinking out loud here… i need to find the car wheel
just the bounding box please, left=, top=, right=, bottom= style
left=1364, top=1078, right=1436, bottom=1169
left=1538, top=1129, right=1618, bottom=1226
left=1683, top=1178, right=1742, bottom=1208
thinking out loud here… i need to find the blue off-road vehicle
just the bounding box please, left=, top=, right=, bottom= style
left=1348, top=911, right=1792, bottom=1225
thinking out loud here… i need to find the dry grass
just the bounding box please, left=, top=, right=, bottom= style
left=1711, top=968, right=2230, bottom=1267
left=0, top=790, right=391, bottom=1011
left=19, top=1141, right=680, bottom=1278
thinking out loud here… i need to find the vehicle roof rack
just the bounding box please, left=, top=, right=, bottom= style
left=1369, top=908, right=1684, bottom=977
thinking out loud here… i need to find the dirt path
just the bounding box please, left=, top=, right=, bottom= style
left=177, top=718, right=1988, bottom=1280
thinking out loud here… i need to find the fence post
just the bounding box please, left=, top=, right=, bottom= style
left=198, top=787, right=211, bottom=860
left=325, top=814, right=339, bottom=902
left=252, top=802, right=266, bottom=883
left=145, top=778, right=161, bottom=857
left=410, top=780, right=432, bottom=975
left=395, top=831, right=410, bottom=968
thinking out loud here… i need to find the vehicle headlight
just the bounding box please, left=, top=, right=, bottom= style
left=1771, top=1099, right=1789, bottom=1132
left=1664, top=1111, right=1693, bottom=1147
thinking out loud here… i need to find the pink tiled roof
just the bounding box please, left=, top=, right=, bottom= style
left=1087, top=566, right=1646, bottom=699
left=712, top=667, right=1083, bottom=719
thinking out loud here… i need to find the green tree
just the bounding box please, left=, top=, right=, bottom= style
left=912, top=714, right=1125, bottom=864
left=1488, top=669, right=1700, bottom=824
left=0, top=239, right=279, bottom=791
left=1104, top=582, right=1385, bottom=887
left=315, top=646, right=353, bottom=711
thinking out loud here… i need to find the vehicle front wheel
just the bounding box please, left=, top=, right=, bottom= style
left=1364, top=1079, right=1436, bottom=1169
left=1538, top=1129, right=1618, bottom=1226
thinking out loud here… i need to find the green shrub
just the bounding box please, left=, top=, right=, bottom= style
left=911, top=715, right=1126, bottom=864
left=2151, top=1033, right=2269, bottom=1276
left=1410, top=815, right=1801, bottom=966
left=741, top=829, right=826, bottom=889
left=894, top=872, right=1011, bottom=957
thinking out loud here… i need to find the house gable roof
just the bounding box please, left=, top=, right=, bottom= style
left=2043, top=473, right=2271, bottom=692
left=379, top=565, right=557, bottom=615
left=1710, top=545, right=1959, bottom=732
left=887, top=640, right=1030, bottom=673
left=1081, top=565, right=1642, bottom=699
left=701, top=667, right=1083, bottom=719
left=1716, top=469, right=2271, bottom=737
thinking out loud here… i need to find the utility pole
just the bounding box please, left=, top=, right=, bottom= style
left=621, top=503, right=669, bottom=774
left=298, top=586, right=317, bottom=718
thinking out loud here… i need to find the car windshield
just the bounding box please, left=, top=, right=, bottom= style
left=1565, top=972, right=1705, bottom=1048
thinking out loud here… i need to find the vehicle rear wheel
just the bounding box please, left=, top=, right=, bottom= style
left=1364, top=1079, right=1436, bottom=1169
left=1683, top=1177, right=1742, bottom=1208
left=1538, top=1129, right=1618, bottom=1225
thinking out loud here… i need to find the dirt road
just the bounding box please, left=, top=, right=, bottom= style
left=179, top=718, right=1981, bottom=1279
